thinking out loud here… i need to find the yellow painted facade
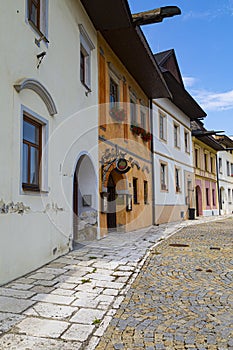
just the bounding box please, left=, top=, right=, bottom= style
left=193, top=137, right=219, bottom=216
left=98, top=33, right=153, bottom=236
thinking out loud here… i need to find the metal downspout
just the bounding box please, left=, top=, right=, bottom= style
left=150, top=98, right=156, bottom=225
left=215, top=154, right=221, bottom=215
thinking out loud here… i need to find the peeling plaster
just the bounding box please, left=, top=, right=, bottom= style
left=0, top=199, right=30, bottom=214
left=43, top=202, right=64, bottom=214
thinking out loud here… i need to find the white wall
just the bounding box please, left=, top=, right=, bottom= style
left=218, top=150, right=233, bottom=214
left=152, top=98, right=194, bottom=217
left=0, top=0, right=99, bottom=285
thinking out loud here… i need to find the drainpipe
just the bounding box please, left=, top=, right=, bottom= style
left=150, top=98, right=156, bottom=225
left=215, top=154, right=221, bottom=215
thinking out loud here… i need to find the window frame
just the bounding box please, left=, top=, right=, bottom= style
left=206, top=188, right=210, bottom=206
left=219, top=157, right=222, bottom=173
left=160, top=162, right=168, bottom=191
left=184, top=129, right=190, bottom=153
left=26, top=0, right=49, bottom=42
left=175, top=167, right=181, bottom=193
left=109, top=77, right=119, bottom=110
left=159, top=111, right=167, bottom=141
left=22, top=114, right=42, bottom=191
left=173, top=122, right=180, bottom=149
left=144, top=180, right=148, bottom=204
left=227, top=161, right=230, bottom=176
left=79, top=24, right=95, bottom=91
left=140, top=106, right=147, bottom=130
left=21, top=106, right=49, bottom=194
left=133, top=177, right=139, bottom=204
left=130, top=92, right=137, bottom=126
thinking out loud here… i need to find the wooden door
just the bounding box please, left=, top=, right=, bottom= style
left=107, top=174, right=116, bottom=229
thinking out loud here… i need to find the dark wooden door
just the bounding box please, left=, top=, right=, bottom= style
left=107, top=174, right=116, bottom=230
left=73, top=172, right=78, bottom=241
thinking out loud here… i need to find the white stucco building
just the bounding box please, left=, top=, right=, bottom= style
left=152, top=50, right=206, bottom=224
left=0, top=0, right=99, bottom=285
left=215, top=135, right=233, bottom=215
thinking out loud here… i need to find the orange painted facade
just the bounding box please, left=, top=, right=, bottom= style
left=98, top=34, right=153, bottom=236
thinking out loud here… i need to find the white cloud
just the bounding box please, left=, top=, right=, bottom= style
left=191, top=89, right=233, bottom=112
left=183, top=76, right=197, bottom=88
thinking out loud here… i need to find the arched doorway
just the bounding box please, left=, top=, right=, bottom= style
left=105, top=168, right=128, bottom=232
left=73, top=155, right=97, bottom=243
left=195, top=185, right=202, bottom=216
left=107, top=173, right=116, bottom=230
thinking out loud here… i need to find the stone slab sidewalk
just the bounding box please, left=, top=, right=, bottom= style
left=0, top=215, right=231, bottom=350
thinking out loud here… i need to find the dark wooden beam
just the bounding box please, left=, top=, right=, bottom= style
left=132, top=6, right=181, bottom=26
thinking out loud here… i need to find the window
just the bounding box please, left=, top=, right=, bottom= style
left=228, top=189, right=231, bottom=203
left=109, top=78, right=118, bottom=109
left=160, top=163, right=167, bottom=191
left=175, top=168, right=181, bottom=193
left=159, top=112, right=166, bottom=140
left=212, top=189, right=216, bottom=206
left=195, top=148, right=199, bottom=168
left=184, top=130, right=190, bottom=153
left=79, top=24, right=95, bottom=90
left=21, top=108, right=48, bottom=193
left=204, top=153, right=208, bottom=171
left=227, top=161, right=230, bottom=176
left=141, top=109, right=146, bottom=130
left=28, top=0, right=40, bottom=29
left=27, top=0, right=48, bottom=38
left=133, top=178, right=138, bottom=204
left=206, top=188, right=209, bottom=206
left=219, top=157, right=222, bottom=173
left=130, top=98, right=137, bottom=125
left=174, top=123, right=180, bottom=148
left=231, top=163, right=233, bottom=176
left=22, top=114, right=42, bottom=191
left=144, top=181, right=148, bottom=204
left=210, top=156, right=214, bottom=173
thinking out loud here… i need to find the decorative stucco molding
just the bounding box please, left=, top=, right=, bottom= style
left=142, top=165, right=150, bottom=173
left=14, top=79, right=57, bottom=116
left=131, top=160, right=140, bottom=170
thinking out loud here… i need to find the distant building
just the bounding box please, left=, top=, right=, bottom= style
left=215, top=135, right=233, bottom=214
left=192, top=120, right=223, bottom=217
left=152, top=50, right=206, bottom=224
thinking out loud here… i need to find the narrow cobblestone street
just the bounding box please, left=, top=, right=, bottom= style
left=0, top=217, right=232, bottom=349
left=96, top=219, right=233, bottom=350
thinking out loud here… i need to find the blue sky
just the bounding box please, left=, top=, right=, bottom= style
left=128, top=0, right=233, bottom=136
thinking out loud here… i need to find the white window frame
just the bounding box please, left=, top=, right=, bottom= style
left=160, top=161, right=168, bottom=191
left=175, top=166, right=181, bottom=193
left=159, top=111, right=167, bottom=141
left=79, top=24, right=95, bottom=91
left=26, top=0, right=49, bottom=43
left=184, top=129, right=190, bottom=153
left=129, top=91, right=137, bottom=126
left=174, top=122, right=180, bottom=148
left=20, top=105, right=49, bottom=194
left=140, top=105, right=147, bottom=130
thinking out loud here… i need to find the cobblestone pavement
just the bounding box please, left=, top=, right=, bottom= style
left=0, top=216, right=232, bottom=349
left=96, top=218, right=233, bottom=350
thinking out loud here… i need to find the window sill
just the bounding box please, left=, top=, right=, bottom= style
left=81, top=82, right=92, bottom=96
left=28, top=20, right=49, bottom=45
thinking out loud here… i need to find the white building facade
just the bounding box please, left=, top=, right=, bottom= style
left=216, top=136, right=233, bottom=215
left=152, top=99, right=195, bottom=224
left=0, top=0, right=99, bottom=285
left=152, top=50, right=206, bottom=224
